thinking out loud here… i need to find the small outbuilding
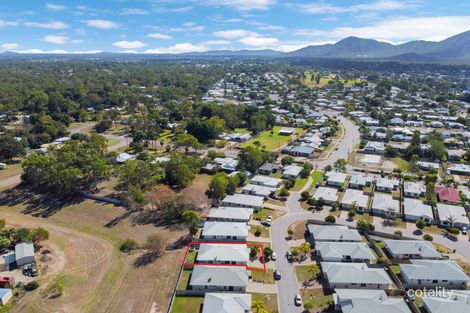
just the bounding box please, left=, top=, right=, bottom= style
left=15, top=242, right=35, bottom=267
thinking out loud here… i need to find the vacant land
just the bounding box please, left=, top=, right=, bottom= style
left=0, top=188, right=187, bottom=313
left=0, top=161, right=22, bottom=181
left=251, top=293, right=278, bottom=313
left=303, top=72, right=360, bottom=88
left=300, top=289, right=333, bottom=311
left=241, top=126, right=303, bottom=151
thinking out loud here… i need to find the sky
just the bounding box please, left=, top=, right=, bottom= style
left=1, top=0, right=470, bottom=54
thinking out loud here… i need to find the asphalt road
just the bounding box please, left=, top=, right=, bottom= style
left=271, top=112, right=360, bottom=313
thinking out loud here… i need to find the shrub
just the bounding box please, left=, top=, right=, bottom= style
left=325, top=215, right=336, bottom=223
left=279, top=188, right=290, bottom=197
left=394, top=230, right=403, bottom=237
left=423, top=234, right=433, bottom=241
left=255, top=227, right=262, bottom=237
left=447, top=227, right=460, bottom=235
left=348, top=209, right=356, bottom=218
left=415, top=219, right=426, bottom=230
left=24, top=281, right=39, bottom=291
left=301, top=191, right=310, bottom=200
left=119, top=239, right=138, bottom=253
left=357, top=220, right=375, bottom=231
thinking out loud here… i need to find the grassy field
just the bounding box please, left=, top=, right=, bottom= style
left=157, top=130, right=174, bottom=143
left=251, top=293, right=278, bottom=313
left=0, top=161, right=22, bottom=181
left=0, top=187, right=187, bottom=313
left=292, top=177, right=309, bottom=192
left=249, top=225, right=270, bottom=238
left=178, top=270, right=192, bottom=290
left=303, top=72, right=360, bottom=88
left=300, top=289, right=333, bottom=312
left=106, top=138, right=120, bottom=147
left=241, top=126, right=303, bottom=151
left=295, top=265, right=317, bottom=283
left=252, top=269, right=275, bottom=284
left=171, top=296, right=204, bottom=313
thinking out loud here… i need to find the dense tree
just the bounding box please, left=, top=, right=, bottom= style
left=164, top=155, right=201, bottom=189
left=174, top=134, right=201, bottom=154
left=0, top=134, right=25, bottom=160
left=182, top=210, right=200, bottom=236
left=238, top=146, right=273, bottom=173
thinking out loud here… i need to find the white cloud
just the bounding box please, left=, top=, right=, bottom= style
left=0, top=43, right=20, bottom=50
left=214, top=29, right=259, bottom=39
left=200, top=0, right=275, bottom=10
left=82, top=19, right=119, bottom=29
left=42, top=35, right=69, bottom=44
left=121, top=8, right=149, bottom=15
left=291, top=0, right=420, bottom=14
left=24, top=20, right=69, bottom=29
left=239, top=36, right=279, bottom=47
left=144, top=43, right=207, bottom=54
left=147, top=33, right=172, bottom=40
left=46, top=3, right=65, bottom=11
left=112, top=41, right=148, bottom=49
left=0, top=20, right=19, bottom=27
left=173, top=6, right=193, bottom=13
left=17, top=49, right=102, bottom=54
left=170, top=24, right=205, bottom=32
left=70, top=39, right=84, bottom=44
left=293, top=16, right=470, bottom=43
left=203, top=40, right=231, bottom=45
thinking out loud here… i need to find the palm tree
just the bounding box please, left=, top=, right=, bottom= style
left=307, top=263, right=320, bottom=282
left=251, top=300, right=267, bottom=313
left=299, top=242, right=311, bottom=258
left=446, top=214, right=457, bottom=227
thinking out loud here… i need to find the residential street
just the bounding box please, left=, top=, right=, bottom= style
left=271, top=113, right=360, bottom=313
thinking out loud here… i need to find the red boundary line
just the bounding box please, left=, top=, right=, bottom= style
left=182, top=241, right=266, bottom=273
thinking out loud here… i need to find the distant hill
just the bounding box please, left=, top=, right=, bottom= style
left=285, top=30, right=470, bottom=62
left=1, top=30, right=469, bottom=63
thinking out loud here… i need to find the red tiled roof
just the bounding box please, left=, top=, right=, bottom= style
left=435, top=186, right=460, bottom=203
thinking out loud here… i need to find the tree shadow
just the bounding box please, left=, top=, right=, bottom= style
left=0, top=186, right=84, bottom=217
left=133, top=251, right=162, bottom=268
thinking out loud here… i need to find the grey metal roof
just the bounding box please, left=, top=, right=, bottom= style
left=197, top=244, right=249, bottom=263
left=222, top=194, right=264, bottom=208
left=314, top=187, right=338, bottom=202
left=335, top=289, right=411, bottom=313
left=202, top=222, right=248, bottom=237
left=436, top=203, right=469, bottom=225
left=341, top=189, right=369, bottom=208
left=372, top=194, right=399, bottom=212
left=403, top=198, right=433, bottom=219
left=400, top=260, right=469, bottom=281
left=316, top=242, right=376, bottom=261
left=308, top=225, right=362, bottom=242
left=190, top=266, right=250, bottom=287
left=207, top=207, right=253, bottom=221
left=321, top=262, right=392, bottom=285
left=422, top=290, right=470, bottom=313
left=384, top=240, right=441, bottom=259
left=202, top=293, right=251, bottom=313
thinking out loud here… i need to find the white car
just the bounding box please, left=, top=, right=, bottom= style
left=271, top=252, right=277, bottom=261
left=294, top=294, right=302, bottom=306
left=266, top=215, right=273, bottom=223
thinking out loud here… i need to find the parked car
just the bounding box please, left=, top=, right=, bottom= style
left=261, top=221, right=271, bottom=227
left=271, top=252, right=277, bottom=261
left=462, top=226, right=468, bottom=235
left=266, top=216, right=272, bottom=223
left=286, top=251, right=293, bottom=262
left=274, top=270, right=281, bottom=280
left=294, top=294, right=302, bottom=306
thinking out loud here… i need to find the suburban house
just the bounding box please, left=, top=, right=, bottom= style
left=221, top=194, right=264, bottom=211
left=333, top=289, right=412, bottom=313
left=364, top=141, right=385, bottom=154
left=212, top=157, right=239, bottom=173
left=348, top=174, right=373, bottom=189
left=278, top=127, right=295, bottom=136
left=116, top=152, right=136, bottom=163
left=399, top=260, right=468, bottom=289
left=326, top=171, right=348, bottom=187
left=189, top=266, right=250, bottom=293
left=403, top=181, right=426, bottom=198
left=0, top=288, right=12, bottom=306
left=321, top=262, right=392, bottom=289
left=340, top=189, right=369, bottom=211
left=436, top=203, right=470, bottom=229
left=15, top=243, right=35, bottom=267
left=282, top=145, right=315, bottom=158
left=196, top=244, right=249, bottom=265
left=422, top=290, right=470, bottom=313
left=403, top=198, right=434, bottom=224
left=220, top=132, right=252, bottom=142
left=371, top=194, right=400, bottom=218
left=258, top=162, right=281, bottom=175
left=448, top=163, right=470, bottom=176
left=241, top=184, right=275, bottom=199
left=200, top=222, right=248, bottom=242
left=384, top=240, right=441, bottom=259
left=202, top=293, right=251, bottom=313
left=250, top=175, right=282, bottom=188
left=282, top=165, right=303, bottom=179
left=207, top=207, right=253, bottom=223
left=308, top=225, right=362, bottom=242
left=435, top=186, right=461, bottom=203
left=316, top=242, right=376, bottom=263
left=314, top=187, right=339, bottom=204
left=375, top=178, right=399, bottom=193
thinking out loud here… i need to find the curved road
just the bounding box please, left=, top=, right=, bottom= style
left=271, top=112, right=360, bottom=313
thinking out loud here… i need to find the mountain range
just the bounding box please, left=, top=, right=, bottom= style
left=1, top=30, right=470, bottom=63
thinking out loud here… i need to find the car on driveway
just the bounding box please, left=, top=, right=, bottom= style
left=274, top=270, right=281, bottom=280
left=271, top=252, right=277, bottom=261
left=261, top=221, right=271, bottom=227
left=266, top=215, right=272, bottom=223
left=462, top=226, right=468, bottom=235
left=294, top=294, right=302, bottom=306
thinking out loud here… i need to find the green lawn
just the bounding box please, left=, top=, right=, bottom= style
left=292, top=177, right=308, bottom=191
left=300, top=289, right=333, bottom=312
left=251, top=293, right=278, bottom=313
left=171, top=296, right=204, bottom=313
left=249, top=225, right=270, bottom=238
left=393, top=157, right=410, bottom=172
left=177, top=270, right=192, bottom=290
left=252, top=269, right=275, bottom=284
left=106, top=138, right=120, bottom=146
left=254, top=208, right=276, bottom=220
left=303, top=71, right=361, bottom=88
left=185, top=250, right=197, bottom=264
left=311, top=171, right=323, bottom=185
left=0, top=161, right=22, bottom=181
left=157, top=130, right=173, bottom=143
left=234, top=128, right=251, bottom=134
left=295, top=265, right=318, bottom=283
left=390, top=265, right=401, bottom=275
left=241, top=126, right=303, bottom=151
